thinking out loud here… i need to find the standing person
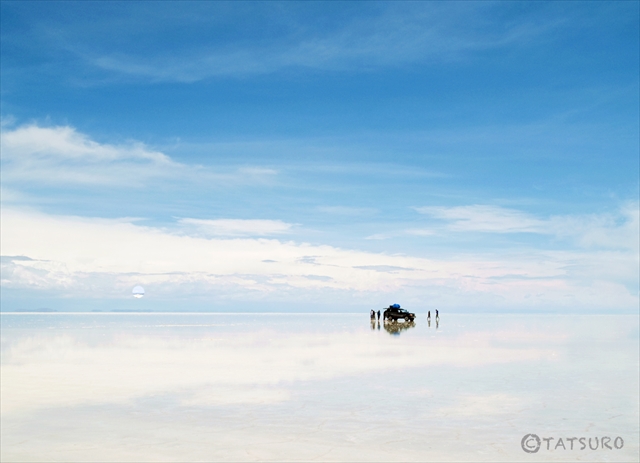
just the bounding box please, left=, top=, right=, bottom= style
left=435, top=309, right=439, bottom=318
left=427, top=310, right=431, bottom=320
left=370, top=310, right=375, bottom=319
left=377, top=310, right=381, bottom=321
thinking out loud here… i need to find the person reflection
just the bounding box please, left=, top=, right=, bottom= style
left=370, top=319, right=376, bottom=330
left=377, top=321, right=380, bottom=330
left=436, top=318, right=439, bottom=330
left=428, top=318, right=431, bottom=328
left=383, top=319, right=416, bottom=336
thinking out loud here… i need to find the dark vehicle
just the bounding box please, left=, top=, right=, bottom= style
left=383, top=306, right=416, bottom=322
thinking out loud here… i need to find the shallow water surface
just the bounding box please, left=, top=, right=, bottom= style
left=1, top=313, right=638, bottom=462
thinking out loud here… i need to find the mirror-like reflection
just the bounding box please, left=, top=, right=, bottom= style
left=1, top=313, right=638, bottom=462
left=383, top=319, right=416, bottom=335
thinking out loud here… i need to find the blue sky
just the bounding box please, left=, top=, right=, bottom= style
left=1, top=1, right=638, bottom=312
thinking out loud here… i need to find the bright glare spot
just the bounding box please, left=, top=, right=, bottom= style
left=132, top=286, right=145, bottom=298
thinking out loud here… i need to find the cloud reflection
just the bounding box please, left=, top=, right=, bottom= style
left=1, top=319, right=556, bottom=415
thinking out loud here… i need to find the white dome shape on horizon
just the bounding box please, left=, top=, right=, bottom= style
left=132, top=286, right=145, bottom=298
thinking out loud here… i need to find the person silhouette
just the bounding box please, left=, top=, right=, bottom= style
left=428, top=310, right=431, bottom=320
left=370, top=310, right=375, bottom=320
left=377, top=310, right=381, bottom=320
left=435, top=309, right=439, bottom=319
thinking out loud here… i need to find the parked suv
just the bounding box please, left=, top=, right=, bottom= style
left=383, top=306, right=416, bottom=322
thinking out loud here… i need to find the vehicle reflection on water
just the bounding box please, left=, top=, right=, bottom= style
left=383, top=319, right=416, bottom=335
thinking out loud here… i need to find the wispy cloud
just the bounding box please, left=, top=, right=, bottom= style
left=416, top=204, right=639, bottom=250
left=364, top=233, right=391, bottom=241
left=405, top=229, right=437, bottom=237
left=1, top=124, right=178, bottom=186
left=317, top=206, right=378, bottom=216
left=58, top=3, right=567, bottom=83
left=417, top=205, right=545, bottom=233
left=178, top=218, right=295, bottom=237
left=0, top=123, right=278, bottom=189
left=1, top=124, right=170, bottom=163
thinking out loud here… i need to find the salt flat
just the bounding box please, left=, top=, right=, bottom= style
left=1, top=313, right=638, bottom=462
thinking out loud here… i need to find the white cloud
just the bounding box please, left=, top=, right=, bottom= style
left=416, top=205, right=545, bottom=233
left=364, top=233, right=391, bottom=241
left=1, top=125, right=169, bottom=163
left=1, top=208, right=637, bottom=310
left=416, top=203, right=639, bottom=251
left=550, top=202, right=639, bottom=250
left=405, top=228, right=437, bottom=237
left=178, top=218, right=295, bottom=237
left=1, top=124, right=177, bottom=186
left=0, top=124, right=279, bottom=189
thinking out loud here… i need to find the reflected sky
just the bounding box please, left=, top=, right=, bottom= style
left=1, top=313, right=638, bottom=462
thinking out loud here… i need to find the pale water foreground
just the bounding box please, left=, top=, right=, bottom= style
left=1, top=313, right=638, bottom=462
